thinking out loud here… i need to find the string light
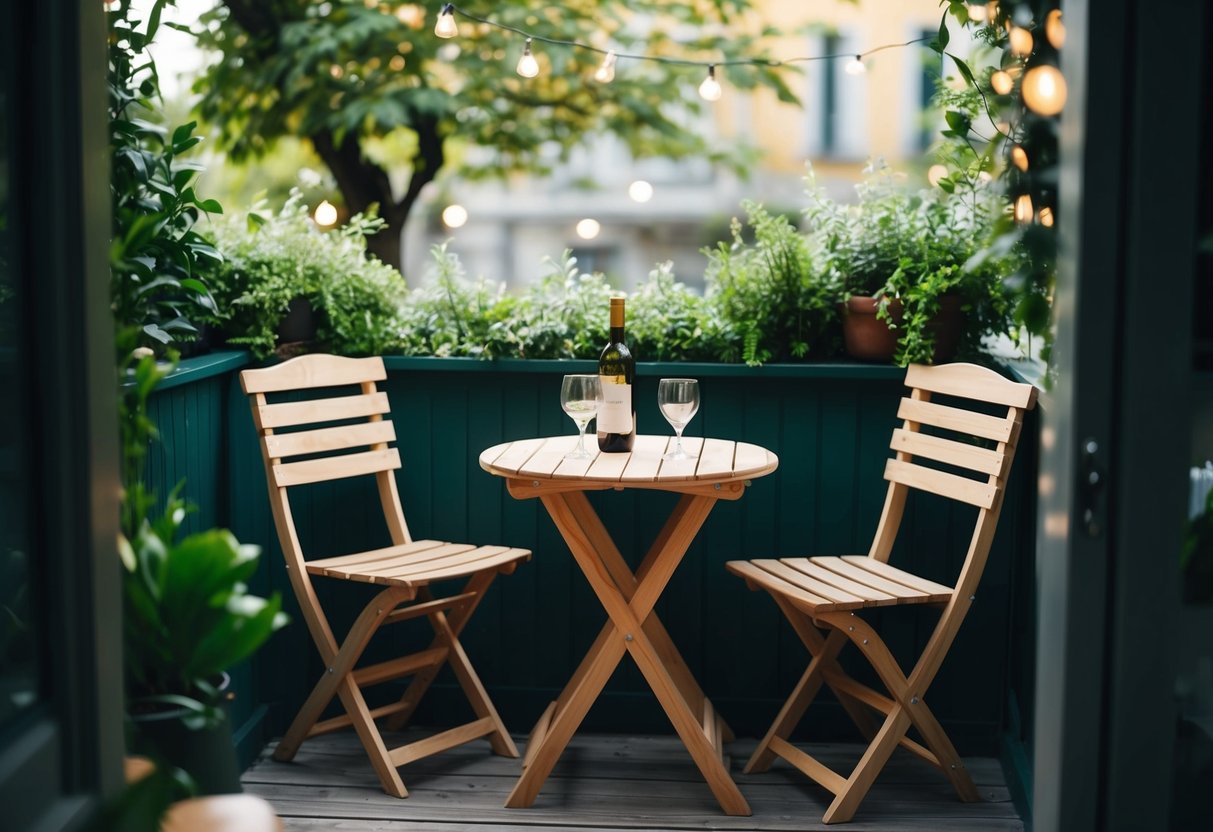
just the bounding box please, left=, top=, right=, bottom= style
left=1021, top=64, right=1067, bottom=116
left=594, top=50, right=617, bottom=83
left=442, top=203, right=468, bottom=228
left=1038, top=206, right=1054, bottom=227
left=698, top=65, right=722, bottom=101
left=1045, top=9, right=1066, bottom=49
left=433, top=3, right=458, bottom=39
left=967, top=3, right=989, bottom=24
left=575, top=218, right=601, bottom=239
left=516, top=38, right=539, bottom=78
left=1009, top=26, right=1033, bottom=57
left=628, top=180, right=654, bottom=202
left=314, top=200, right=338, bottom=227
left=927, top=164, right=948, bottom=186
left=1014, top=193, right=1034, bottom=224
left=990, top=69, right=1013, bottom=95
left=1010, top=144, right=1029, bottom=171
left=430, top=5, right=930, bottom=97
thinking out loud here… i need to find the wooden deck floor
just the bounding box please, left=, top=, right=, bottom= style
left=242, top=729, right=1023, bottom=831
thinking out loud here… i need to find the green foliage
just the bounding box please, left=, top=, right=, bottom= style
left=191, top=0, right=797, bottom=258
left=628, top=262, right=723, bottom=362
left=109, top=0, right=222, bottom=358
left=120, top=486, right=288, bottom=725
left=704, top=201, right=838, bottom=365
left=805, top=161, right=1015, bottom=365
left=202, top=192, right=408, bottom=358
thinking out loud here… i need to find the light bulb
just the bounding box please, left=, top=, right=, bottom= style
left=442, top=203, right=468, bottom=229
left=516, top=39, right=539, bottom=78
left=699, top=65, right=722, bottom=101
left=1010, top=144, right=1029, bottom=171
left=990, top=69, right=1014, bottom=95
left=433, top=4, right=458, bottom=39
left=576, top=218, right=601, bottom=240
left=314, top=200, right=338, bottom=227
left=845, top=55, right=867, bottom=76
left=967, top=3, right=988, bottom=24
left=927, top=164, right=948, bottom=187
left=628, top=180, right=653, bottom=203
left=1021, top=64, right=1067, bottom=116
left=1009, top=26, right=1034, bottom=57
left=395, top=4, right=423, bottom=28
left=1014, top=193, right=1034, bottom=224
left=594, top=50, right=617, bottom=83
left=1045, top=9, right=1066, bottom=49
left=1039, top=206, right=1054, bottom=227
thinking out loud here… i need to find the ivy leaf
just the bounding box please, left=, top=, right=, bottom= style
left=944, top=110, right=971, bottom=135
left=947, top=53, right=976, bottom=87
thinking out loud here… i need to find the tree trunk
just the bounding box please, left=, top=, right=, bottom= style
left=311, top=119, right=444, bottom=275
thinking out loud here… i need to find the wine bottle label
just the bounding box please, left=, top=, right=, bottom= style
left=598, top=377, right=633, bottom=433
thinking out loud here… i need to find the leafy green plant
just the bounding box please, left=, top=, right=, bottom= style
left=109, top=0, right=222, bottom=359
left=202, top=191, right=408, bottom=358
left=119, top=486, right=288, bottom=726
left=704, top=201, right=838, bottom=366
left=628, top=262, right=722, bottom=362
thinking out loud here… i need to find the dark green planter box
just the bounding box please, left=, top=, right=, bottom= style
left=146, top=353, right=1038, bottom=760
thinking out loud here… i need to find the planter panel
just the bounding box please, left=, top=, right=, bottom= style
left=153, top=354, right=1038, bottom=757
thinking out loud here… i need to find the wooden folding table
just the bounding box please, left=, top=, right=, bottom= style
left=479, top=434, right=779, bottom=816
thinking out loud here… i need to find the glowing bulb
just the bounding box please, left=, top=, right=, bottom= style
left=516, top=39, right=539, bottom=78
left=628, top=180, right=654, bottom=203
left=442, top=204, right=468, bottom=229
left=594, top=50, right=617, bottom=83
left=990, top=70, right=1014, bottom=95
left=1014, top=194, right=1034, bottom=224
left=845, top=55, right=867, bottom=76
left=433, top=4, right=458, bottom=39
left=927, top=164, right=948, bottom=187
left=1010, top=144, right=1029, bottom=171
left=576, top=218, right=601, bottom=240
left=1021, top=64, right=1067, bottom=116
left=314, top=200, right=338, bottom=227
left=395, top=4, right=423, bottom=28
left=698, top=65, right=722, bottom=101
left=967, top=3, right=988, bottom=24
left=1045, top=9, right=1066, bottom=49
left=1009, top=26, right=1034, bottom=57
left=1039, top=206, right=1054, bottom=227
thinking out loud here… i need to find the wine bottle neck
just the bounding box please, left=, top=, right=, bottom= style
left=609, top=325, right=625, bottom=342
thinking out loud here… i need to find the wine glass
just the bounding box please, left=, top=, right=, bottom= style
left=658, top=378, right=700, bottom=460
left=560, top=374, right=602, bottom=460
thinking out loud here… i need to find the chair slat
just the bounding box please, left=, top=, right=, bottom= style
left=726, top=560, right=838, bottom=610
left=884, top=458, right=999, bottom=509
left=241, top=354, right=386, bottom=394
left=405, top=548, right=531, bottom=584
left=306, top=539, right=450, bottom=571
left=256, top=392, right=391, bottom=430
left=272, top=449, right=401, bottom=487
left=264, top=420, right=396, bottom=460
left=356, top=544, right=484, bottom=577
left=809, top=556, right=949, bottom=601
left=897, top=397, right=1016, bottom=443
left=904, top=363, right=1038, bottom=410
left=779, top=558, right=896, bottom=602
left=839, top=556, right=954, bottom=598
left=749, top=560, right=866, bottom=609
left=889, top=428, right=1005, bottom=477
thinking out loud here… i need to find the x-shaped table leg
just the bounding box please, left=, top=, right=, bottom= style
left=506, top=490, right=751, bottom=816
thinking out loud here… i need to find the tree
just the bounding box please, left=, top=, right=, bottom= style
left=193, top=0, right=796, bottom=270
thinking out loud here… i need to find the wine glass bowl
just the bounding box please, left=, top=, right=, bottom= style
left=657, top=378, right=700, bottom=460
left=560, top=374, right=602, bottom=460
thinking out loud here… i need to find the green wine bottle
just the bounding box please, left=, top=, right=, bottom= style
left=597, top=296, right=635, bottom=452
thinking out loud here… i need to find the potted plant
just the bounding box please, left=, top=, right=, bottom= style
left=119, top=352, right=288, bottom=796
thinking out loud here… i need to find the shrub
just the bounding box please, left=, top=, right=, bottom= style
left=202, top=192, right=407, bottom=358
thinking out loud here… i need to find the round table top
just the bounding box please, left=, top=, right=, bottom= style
left=479, top=434, right=779, bottom=487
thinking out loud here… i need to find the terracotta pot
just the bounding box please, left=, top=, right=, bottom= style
left=840, top=294, right=964, bottom=364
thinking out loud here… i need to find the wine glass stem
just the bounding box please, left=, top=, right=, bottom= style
left=674, top=426, right=685, bottom=455
left=578, top=422, right=587, bottom=455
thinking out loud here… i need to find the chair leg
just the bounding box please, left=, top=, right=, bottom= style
left=274, top=586, right=410, bottom=762
left=823, top=706, right=912, bottom=824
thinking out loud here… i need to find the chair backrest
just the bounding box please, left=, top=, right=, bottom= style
left=240, top=354, right=413, bottom=575
left=867, top=363, right=1038, bottom=599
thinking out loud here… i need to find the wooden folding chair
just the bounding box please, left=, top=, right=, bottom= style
left=240, top=354, right=530, bottom=798
left=727, top=362, right=1037, bottom=824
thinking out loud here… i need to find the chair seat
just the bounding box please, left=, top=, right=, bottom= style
left=307, top=539, right=531, bottom=588
left=726, top=555, right=953, bottom=614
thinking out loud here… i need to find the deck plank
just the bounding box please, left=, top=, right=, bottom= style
left=243, top=731, right=1022, bottom=831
